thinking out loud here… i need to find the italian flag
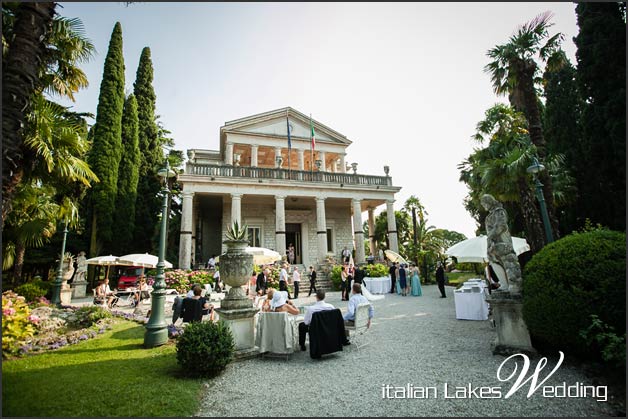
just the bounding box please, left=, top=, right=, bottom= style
left=310, top=114, right=316, bottom=150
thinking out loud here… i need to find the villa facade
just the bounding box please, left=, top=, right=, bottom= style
left=177, top=107, right=402, bottom=269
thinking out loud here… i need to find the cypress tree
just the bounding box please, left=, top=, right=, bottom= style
left=133, top=47, right=163, bottom=253
left=87, top=22, right=125, bottom=255
left=113, top=94, right=140, bottom=254
left=573, top=2, right=626, bottom=230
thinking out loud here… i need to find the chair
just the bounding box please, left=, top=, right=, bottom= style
left=255, top=312, right=298, bottom=360
left=344, top=303, right=371, bottom=351
left=92, top=289, right=106, bottom=307
left=309, top=309, right=346, bottom=359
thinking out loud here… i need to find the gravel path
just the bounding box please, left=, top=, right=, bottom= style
left=196, top=285, right=617, bottom=417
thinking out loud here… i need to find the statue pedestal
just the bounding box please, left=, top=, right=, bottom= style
left=72, top=280, right=88, bottom=299
left=215, top=305, right=259, bottom=355
left=60, top=288, right=73, bottom=306
left=487, top=291, right=535, bottom=356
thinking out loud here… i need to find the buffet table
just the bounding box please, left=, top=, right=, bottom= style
left=453, top=279, right=489, bottom=320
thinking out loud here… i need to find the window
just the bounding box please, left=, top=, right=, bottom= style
left=326, top=228, right=333, bottom=253
left=248, top=227, right=261, bottom=247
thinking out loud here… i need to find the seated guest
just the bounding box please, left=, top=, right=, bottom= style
left=298, top=290, right=335, bottom=351
left=97, top=278, right=118, bottom=308
left=262, top=288, right=299, bottom=315
left=186, top=283, right=202, bottom=298
left=181, top=285, right=215, bottom=322
left=343, top=283, right=374, bottom=328
left=131, top=276, right=150, bottom=307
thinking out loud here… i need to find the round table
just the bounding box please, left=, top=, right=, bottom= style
left=363, top=276, right=391, bottom=294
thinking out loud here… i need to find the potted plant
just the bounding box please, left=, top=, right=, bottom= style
left=220, top=221, right=253, bottom=309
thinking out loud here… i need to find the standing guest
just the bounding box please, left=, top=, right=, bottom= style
left=207, top=255, right=216, bottom=269
left=248, top=270, right=257, bottom=297
left=346, top=264, right=355, bottom=300
left=279, top=263, right=292, bottom=299
left=343, top=283, right=374, bottom=327
left=307, top=266, right=317, bottom=296
left=436, top=262, right=447, bottom=298
left=298, top=289, right=335, bottom=351
left=353, top=265, right=365, bottom=285
left=398, top=263, right=408, bottom=296
left=340, top=266, right=349, bottom=301
left=342, top=246, right=351, bottom=263
left=292, top=266, right=301, bottom=299
left=213, top=269, right=222, bottom=293
left=410, top=264, right=423, bottom=296
left=287, top=243, right=296, bottom=265
left=256, top=268, right=268, bottom=295
left=389, top=262, right=397, bottom=294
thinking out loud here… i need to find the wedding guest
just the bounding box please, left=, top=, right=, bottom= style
left=398, top=263, right=408, bottom=296
left=340, top=266, right=349, bottom=301
left=307, top=266, right=317, bottom=297
left=343, top=283, right=373, bottom=327
left=436, top=262, right=447, bottom=298
left=292, top=266, right=301, bottom=299
left=287, top=243, right=296, bottom=265
left=279, top=262, right=291, bottom=298
left=256, top=268, right=269, bottom=296
left=263, top=288, right=299, bottom=315
left=389, top=262, right=397, bottom=294
left=298, top=289, right=335, bottom=351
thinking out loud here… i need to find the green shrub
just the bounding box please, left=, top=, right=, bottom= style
left=330, top=265, right=343, bottom=291
left=579, top=315, right=626, bottom=369
left=14, top=281, right=48, bottom=303
left=523, top=229, right=625, bottom=358
left=2, top=291, right=37, bottom=357
left=365, top=263, right=388, bottom=278
left=176, top=321, right=235, bottom=378
left=71, top=306, right=112, bottom=328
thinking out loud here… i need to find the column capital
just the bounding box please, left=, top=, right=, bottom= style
left=315, top=197, right=326, bottom=203
left=352, top=198, right=362, bottom=205
left=275, top=195, right=286, bottom=201
left=182, top=191, right=194, bottom=198
left=251, top=144, right=258, bottom=149
left=231, top=193, right=243, bottom=199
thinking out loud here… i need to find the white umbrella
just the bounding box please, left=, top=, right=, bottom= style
left=445, top=235, right=530, bottom=263
left=215, top=247, right=282, bottom=266
left=117, top=253, right=173, bottom=269
left=85, top=255, right=119, bottom=280
left=384, top=249, right=408, bottom=265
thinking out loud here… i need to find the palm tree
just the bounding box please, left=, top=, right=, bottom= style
left=485, top=11, right=565, bottom=239
left=2, top=2, right=57, bottom=223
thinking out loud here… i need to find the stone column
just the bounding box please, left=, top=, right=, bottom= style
left=225, top=142, right=234, bottom=165
left=315, top=197, right=328, bottom=262
left=319, top=151, right=326, bottom=171
left=251, top=144, right=258, bottom=167
left=178, top=191, right=194, bottom=270
left=352, top=199, right=365, bottom=264
left=191, top=201, right=199, bottom=267
left=275, top=195, right=286, bottom=257
left=368, top=207, right=376, bottom=257
left=386, top=200, right=399, bottom=253
left=339, top=153, right=346, bottom=173
left=231, top=193, right=242, bottom=226
left=297, top=149, right=305, bottom=171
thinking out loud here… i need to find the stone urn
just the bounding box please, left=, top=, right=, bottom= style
left=220, top=239, right=254, bottom=309
left=61, top=256, right=75, bottom=290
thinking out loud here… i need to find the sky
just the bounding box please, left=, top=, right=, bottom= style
left=56, top=2, right=581, bottom=239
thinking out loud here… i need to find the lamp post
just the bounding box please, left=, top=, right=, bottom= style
left=50, top=220, right=69, bottom=306
left=526, top=157, right=554, bottom=244
left=144, top=159, right=176, bottom=348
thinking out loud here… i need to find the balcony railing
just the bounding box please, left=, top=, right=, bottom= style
left=187, top=163, right=392, bottom=186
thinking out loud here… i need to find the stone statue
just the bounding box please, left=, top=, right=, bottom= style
left=481, top=194, right=522, bottom=295
left=75, top=251, right=88, bottom=282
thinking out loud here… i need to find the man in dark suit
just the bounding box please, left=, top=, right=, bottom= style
left=256, top=268, right=268, bottom=295
left=354, top=265, right=365, bottom=285
left=307, top=266, right=317, bottom=297
left=389, top=262, right=397, bottom=293
left=436, top=262, right=447, bottom=298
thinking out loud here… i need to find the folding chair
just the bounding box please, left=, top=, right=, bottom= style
left=344, top=303, right=371, bottom=351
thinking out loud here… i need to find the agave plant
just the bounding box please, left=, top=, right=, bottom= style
left=225, top=221, right=248, bottom=241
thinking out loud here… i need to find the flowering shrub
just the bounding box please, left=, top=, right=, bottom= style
left=164, top=269, right=214, bottom=294
left=71, top=306, right=112, bottom=328
left=2, top=291, right=37, bottom=357
left=14, top=280, right=49, bottom=303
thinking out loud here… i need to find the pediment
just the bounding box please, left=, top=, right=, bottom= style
left=221, top=107, right=351, bottom=146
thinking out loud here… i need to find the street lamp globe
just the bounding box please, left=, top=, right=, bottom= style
left=526, top=157, right=545, bottom=175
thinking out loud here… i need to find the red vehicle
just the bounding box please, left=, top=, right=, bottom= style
left=117, top=266, right=144, bottom=290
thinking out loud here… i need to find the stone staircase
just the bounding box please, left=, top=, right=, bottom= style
left=289, top=264, right=334, bottom=293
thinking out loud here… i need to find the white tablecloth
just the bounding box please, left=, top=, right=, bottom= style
left=363, top=276, right=391, bottom=294
left=454, top=290, right=489, bottom=320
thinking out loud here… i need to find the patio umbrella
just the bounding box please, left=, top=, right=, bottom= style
left=116, top=253, right=173, bottom=269
left=85, top=255, right=119, bottom=279
left=384, top=249, right=408, bottom=265
left=444, top=235, right=530, bottom=263
left=215, top=247, right=282, bottom=266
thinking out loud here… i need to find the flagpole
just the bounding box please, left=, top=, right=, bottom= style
left=287, top=109, right=291, bottom=179
left=310, top=113, right=314, bottom=177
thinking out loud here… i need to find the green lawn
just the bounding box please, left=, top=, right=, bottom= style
left=2, top=320, right=205, bottom=417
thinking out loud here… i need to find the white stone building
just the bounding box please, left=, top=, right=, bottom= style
left=177, top=107, right=401, bottom=269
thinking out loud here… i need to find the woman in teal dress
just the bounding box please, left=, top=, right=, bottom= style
left=410, top=264, right=422, bottom=296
